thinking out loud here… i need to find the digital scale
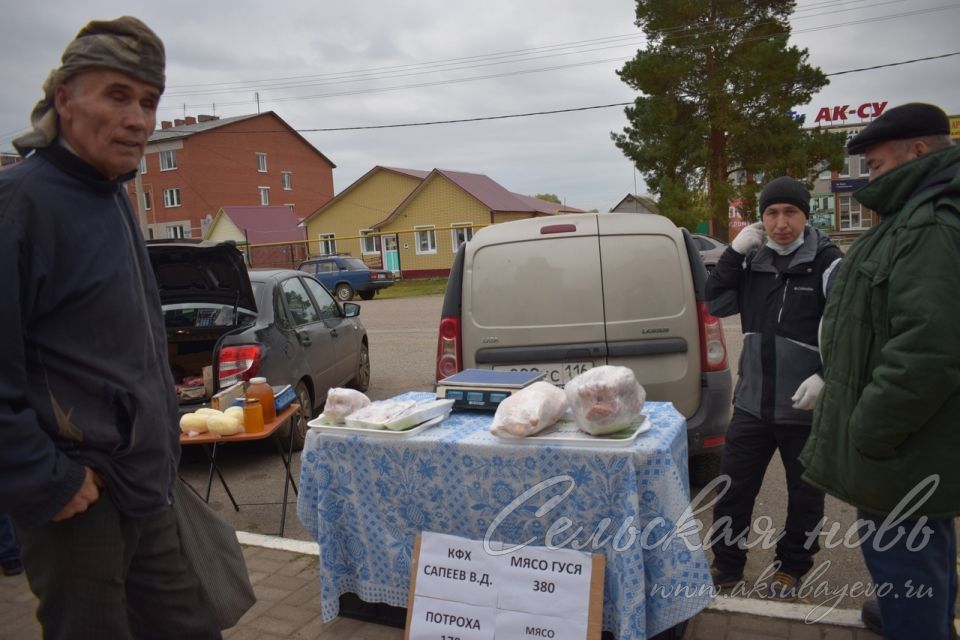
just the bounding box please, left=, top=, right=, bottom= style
left=435, top=368, right=547, bottom=411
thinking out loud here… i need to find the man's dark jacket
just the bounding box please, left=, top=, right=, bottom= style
left=0, top=144, right=180, bottom=528
left=706, top=226, right=843, bottom=425
left=801, top=145, right=960, bottom=518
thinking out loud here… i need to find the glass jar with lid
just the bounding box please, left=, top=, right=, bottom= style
left=245, top=377, right=276, bottom=424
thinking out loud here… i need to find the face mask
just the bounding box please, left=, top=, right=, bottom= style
left=765, top=234, right=805, bottom=256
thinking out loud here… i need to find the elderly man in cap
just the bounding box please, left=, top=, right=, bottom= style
left=0, top=17, right=222, bottom=639
left=705, top=177, right=844, bottom=599
left=801, top=103, right=959, bottom=639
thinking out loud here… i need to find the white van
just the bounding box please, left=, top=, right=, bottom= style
left=435, top=212, right=731, bottom=483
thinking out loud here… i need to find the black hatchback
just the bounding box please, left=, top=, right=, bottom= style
left=148, top=240, right=370, bottom=449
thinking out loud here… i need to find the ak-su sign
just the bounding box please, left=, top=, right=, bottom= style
left=814, top=102, right=888, bottom=124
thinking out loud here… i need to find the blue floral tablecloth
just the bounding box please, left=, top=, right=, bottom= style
left=297, top=392, right=713, bottom=639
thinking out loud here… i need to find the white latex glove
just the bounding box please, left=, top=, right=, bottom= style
left=791, top=374, right=824, bottom=411
left=731, top=222, right=765, bottom=255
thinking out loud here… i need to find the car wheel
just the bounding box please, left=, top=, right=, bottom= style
left=689, top=452, right=722, bottom=488
left=348, top=341, right=370, bottom=392
left=279, top=381, right=312, bottom=452
left=335, top=283, right=354, bottom=302
left=358, top=290, right=375, bottom=301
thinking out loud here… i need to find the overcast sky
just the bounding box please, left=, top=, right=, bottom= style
left=2, top=0, right=958, bottom=211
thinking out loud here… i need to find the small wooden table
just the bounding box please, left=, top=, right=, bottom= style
left=180, top=403, right=300, bottom=536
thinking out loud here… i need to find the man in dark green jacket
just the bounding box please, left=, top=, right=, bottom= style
left=800, top=103, right=959, bottom=640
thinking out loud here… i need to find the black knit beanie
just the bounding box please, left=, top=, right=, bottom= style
left=759, top=177, right=810, bottom=217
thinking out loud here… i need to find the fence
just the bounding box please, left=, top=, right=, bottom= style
left=238, top=224, right=489, bottom=273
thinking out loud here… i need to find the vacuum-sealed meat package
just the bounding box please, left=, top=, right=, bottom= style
left=490, top=381, right=569, bottom=438
left=565, top=366, right=646, bottom=435
left=324, top=388, right=371, bottom=422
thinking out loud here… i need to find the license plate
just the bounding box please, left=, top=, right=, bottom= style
left=493, top=362, right=594, bottom=386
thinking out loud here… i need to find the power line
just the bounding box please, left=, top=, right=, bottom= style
left=300, top=103, right=634, bottom=132
left=825, top=50, right=960, bottom=75
left=255, top=51, right=960, bottom=133
left=161, top=1, right=946, bottom=101
left=157, top=4, right=960, bottom=115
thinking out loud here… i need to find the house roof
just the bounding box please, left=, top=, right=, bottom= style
left=436, top=169, right=573, bottom=214
left=300, top=165, right=428, bottom=225
left=148, top=111, right=336, bottom=168
left=381, top=166, right=431, bottom=179
left=372, top=168, right=580, bottom=228
left=213, top=205, right=307, bottom=244
left=610, top=194, right=660, bottom=214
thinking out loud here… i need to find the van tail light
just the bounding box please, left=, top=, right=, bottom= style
left=698, top=302, right=729, bottom=372
left=218, top=344, right=262, bottom=387
left=436, top=316, right=462, bottom=381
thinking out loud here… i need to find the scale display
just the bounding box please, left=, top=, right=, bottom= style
left=435, top=369, right=547, bottom=411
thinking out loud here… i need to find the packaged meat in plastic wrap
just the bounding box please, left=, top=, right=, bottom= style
left=323, top=387, right=371, bottom=422
left=565, top=365, right=646, bottom=435
left=490, top=381, right=569, bottom=438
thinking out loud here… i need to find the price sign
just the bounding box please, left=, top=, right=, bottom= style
left=495, top=543, right=592, bottom=618
left=405, top=533, right=604, bottom=640
left=408, top=596, right=495, bottom=640
left=416, top=532, right=498, bottom=607
left=495, top=609, right=588, bottom=640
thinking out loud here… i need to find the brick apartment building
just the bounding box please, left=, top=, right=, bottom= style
left=127, top=111, right=335, bottom=239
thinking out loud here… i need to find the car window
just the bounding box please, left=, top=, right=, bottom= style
left=315, top=261, right=338, bottom=273
left=298, top=263, right=317, bottom=275
left=692, top=236, right=711, bottom=251
left=302, top=277, right=340, bottom=320
left=342, top=257, right=368, bottom=270
left=161, top=302, right=256, bottom=327
left=280, top=277, right=321, bottom=326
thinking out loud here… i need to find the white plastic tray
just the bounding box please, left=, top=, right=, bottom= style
left=345, top=398, right=455, bottom=431
left=308, top=413, right=447, bottom=438
left=493, top=416, right=651, bottom=447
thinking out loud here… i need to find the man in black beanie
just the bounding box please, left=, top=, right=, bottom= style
left=705, top=176, right=843, bottom=600
left=801, top=103, right=959, bottom=639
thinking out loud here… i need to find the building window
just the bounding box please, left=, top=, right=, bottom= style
left=450, top=223, right=474, bottom=251
left=143, top=191, right=152, bottom=210
left=360, top=229, right=380, bottom=254
left=319, top=233, right=336, bottom=255
left=281, top=171, right=293, bottom=190
left=858, top=155, right=868, bottom=177
left=839, top=194, right=872, bottom=230
left=838, top=156, right=851, bottom=178
left=166, top=224, right=185, bottom=239
left=259, top=186, right=270, bottom=205
left=163, top=188, right=181, bottom=208
left=139, top=156, right=147, bottom=174
left=256, top=152, right=267, bottom=172
left=415, top=225, right=437, bottom=254
left=159, top=150, right=177, bottom=171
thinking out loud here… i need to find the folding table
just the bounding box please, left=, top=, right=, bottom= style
left=180, top=403, right=300, bottom=536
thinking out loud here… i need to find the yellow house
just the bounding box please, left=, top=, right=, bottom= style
left=302, top=166, right=578, bottom=278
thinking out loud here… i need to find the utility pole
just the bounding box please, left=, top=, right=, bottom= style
left=134, top=166, right=148, bottom=238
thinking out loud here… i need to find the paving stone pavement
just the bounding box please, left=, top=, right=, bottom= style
left=0, top=540, right=908, bottom=639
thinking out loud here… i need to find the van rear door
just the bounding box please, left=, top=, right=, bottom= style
left=597, top=214, right=701, bottom=417
left=463, top=216, right=606, bottom=385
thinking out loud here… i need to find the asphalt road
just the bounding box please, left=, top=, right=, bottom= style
left=179, top=293, right=956, bottom=613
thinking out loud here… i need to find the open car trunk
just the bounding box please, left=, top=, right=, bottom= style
left=166, top=322, right=248, bottom=404
left=147, top=240, right=257, bottom=406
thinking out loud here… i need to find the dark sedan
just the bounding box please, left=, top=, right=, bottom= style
left=149, top=240, right=370, bottom=449
left=690, top=233, right=727, bottom=272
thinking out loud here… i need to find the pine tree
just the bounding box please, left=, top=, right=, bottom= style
left=612, top=0, right=845, bottom=236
